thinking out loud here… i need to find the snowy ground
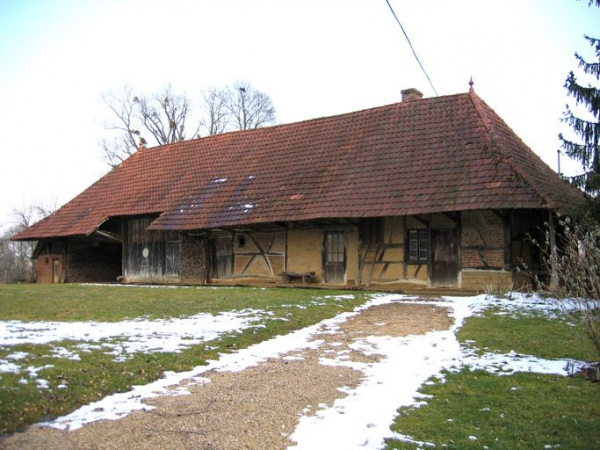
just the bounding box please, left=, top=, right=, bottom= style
left=0, top=291, right=587, bottom=449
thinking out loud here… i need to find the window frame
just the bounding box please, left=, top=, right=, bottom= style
left=407, top=229, right=429, bottom=263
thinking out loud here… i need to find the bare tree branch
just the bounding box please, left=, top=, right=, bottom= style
left=225, top=80, right=276, bottom=130
left=100, top=82, right=276, bottom=167
left=200, top=87, right=230, bottom=135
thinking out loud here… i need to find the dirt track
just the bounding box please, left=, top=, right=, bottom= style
left=1, top=302, right=452, bottom=450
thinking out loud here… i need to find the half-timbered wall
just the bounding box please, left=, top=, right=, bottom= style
left=461, top=210, right=506, bottom=269
left=233, top=232, right=286, bottom=279
left=461, top=210, right=512, bottom=290
left=358, top=217, right=407, bottom=285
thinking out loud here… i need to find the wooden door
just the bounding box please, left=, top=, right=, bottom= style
left=52, top=258, right=61, bottom=283
left=323, top=232, right=345, bottom=284
left=212, top=237, right=233, bottom=279
left=431, top=229, right=458, bottom=287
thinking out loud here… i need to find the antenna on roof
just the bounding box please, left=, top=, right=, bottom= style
left=469, top=77, right=474, bottom=92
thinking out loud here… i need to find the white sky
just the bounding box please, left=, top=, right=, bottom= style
left=1, top=0, right=599, bottom=232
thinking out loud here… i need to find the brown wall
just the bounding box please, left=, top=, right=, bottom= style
left=233, top=232, right=286, bottom=279
left=461, top=210, right=506, bottom=269
left=346, top=229, right=359, bottom=284
left=287, top=229, right=323, bottom=282
left=36, top=254, right=67, bottom=283
left=462, top=270, right=513, bottom=291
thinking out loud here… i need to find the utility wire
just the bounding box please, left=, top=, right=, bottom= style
left=385, top=0, right=439, bottom=97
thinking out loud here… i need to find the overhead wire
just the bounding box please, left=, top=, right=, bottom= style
left=384, top=0, right=439, bottom=97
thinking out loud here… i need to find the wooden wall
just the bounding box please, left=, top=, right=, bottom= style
left=123, top=217, right=182, bottom=283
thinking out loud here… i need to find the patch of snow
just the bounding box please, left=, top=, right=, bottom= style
left=6, top=351, right=29, bottom=360
left=0, top=361, right=22, bottom=373
left=18, top=290, right=588, bottom=448
left=50, top=347, right=81, bottom=361
left=0, top=309, right=268, bottom=363
left=26, top=364, right=53, bottom=379
left=42, top=295, right=386, bottom=431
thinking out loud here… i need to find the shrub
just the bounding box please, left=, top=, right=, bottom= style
left=543, top=216, right=600, bottom=362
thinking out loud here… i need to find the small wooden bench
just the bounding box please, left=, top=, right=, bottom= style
left=281, top=271, right=316, bottom=284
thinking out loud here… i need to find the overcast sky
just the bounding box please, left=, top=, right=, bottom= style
left=1, top=0, right=599, bottom=233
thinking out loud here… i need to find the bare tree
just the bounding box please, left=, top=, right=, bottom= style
left=135, top=85, right=198, bottom=145
left=225, top=80, right=276, bottom=130
left=0, top=201, right=56, bottom=283
left=100, top=86, right=140, bottom=167
left=200, top=87, right=230, bottom=136
left=100, top=81, right=276, bottom=167
left=100, top=85, right=200, bottom=167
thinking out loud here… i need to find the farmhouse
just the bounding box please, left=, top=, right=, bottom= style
left=13, top=87, right=584, bottom=290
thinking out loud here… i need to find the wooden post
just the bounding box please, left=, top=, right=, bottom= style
left=549, top=212, right=558, bottom=290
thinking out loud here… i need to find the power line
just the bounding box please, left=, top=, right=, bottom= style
left=385, top=0, right=439, bottom=97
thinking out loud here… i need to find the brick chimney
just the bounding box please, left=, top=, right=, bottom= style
left=401, top=88, right=423, bottom=102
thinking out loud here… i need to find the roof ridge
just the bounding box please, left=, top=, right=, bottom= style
left=144, top=95, right=468, bottom=152
left=468, top=89, right=556, bottom=210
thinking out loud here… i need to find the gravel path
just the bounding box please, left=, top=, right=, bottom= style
left=1, top=302, right=452, bottom=450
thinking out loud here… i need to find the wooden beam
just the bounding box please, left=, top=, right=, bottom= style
left=94, top=230, right=122, bottom=243
left=357, top=243, right=371, bottom=285
left=366, top=244, right=383, bottom=287
left=247, top=234, right=274, bottom=276
left=412, top=215, right=430, bottom=227
left=443, top=212, right=460, bottom=225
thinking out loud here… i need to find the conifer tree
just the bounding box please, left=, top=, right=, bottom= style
left=559, top=0, right=600, bottom=195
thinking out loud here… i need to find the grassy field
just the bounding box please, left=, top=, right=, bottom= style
left=2, top=285, right=599, bottom=447
left=386, top=300, right=600, bottom=449
left=0, top=284, right=370, bottom=435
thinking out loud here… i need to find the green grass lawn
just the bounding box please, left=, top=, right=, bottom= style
left=0, top=284, right=370, bottom=435
left=3, top=285, right=599, bottom=446
left=386, top=299, right=600, bottom=450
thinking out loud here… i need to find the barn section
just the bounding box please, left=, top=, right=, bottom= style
left=13, top=87, right=584, bottom=289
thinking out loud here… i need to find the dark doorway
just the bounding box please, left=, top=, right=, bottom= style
left=323, top=232, right=346, bottom=284
left=431, top=229, right=459, bottom=287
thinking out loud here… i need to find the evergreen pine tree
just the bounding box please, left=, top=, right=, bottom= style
left=559, top=0, right=600, bottom=195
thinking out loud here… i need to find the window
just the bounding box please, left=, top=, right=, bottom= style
left=408, top=230, right=428, bottom=262
left=237, top=235, right=246, bottom=248
left=360, top=218, right=384, bottom=245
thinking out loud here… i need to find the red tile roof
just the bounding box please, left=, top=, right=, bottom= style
left=13, top=90, right=584, bottom=240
